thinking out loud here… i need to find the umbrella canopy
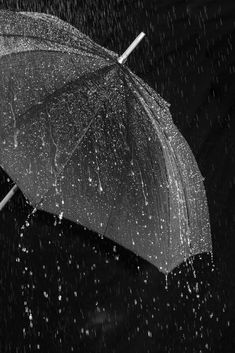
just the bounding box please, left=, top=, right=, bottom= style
left=0, top=10, right=212, bottom=273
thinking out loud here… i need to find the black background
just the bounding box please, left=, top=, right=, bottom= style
left=0, top=1, right=234, bottom=352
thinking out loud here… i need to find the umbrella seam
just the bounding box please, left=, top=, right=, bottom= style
left=0, top=33, right=116, bottom=61
left=124, top=72, right=175, bottom=266
left=103, top=73, right=132, bottom=239
left=18, top=11, right=118, bottom=58
left=129, top=76, right=193, bottom=253
left=0, top=46, right=114, bottom=64
left=34, top=112, right=99, bottom=209
left=2, top=65, right=116, bottom=131
left=32, top=69, right=118, bottom=209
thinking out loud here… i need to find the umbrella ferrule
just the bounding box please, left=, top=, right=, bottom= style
left=117, top=32, right=146, bottom=64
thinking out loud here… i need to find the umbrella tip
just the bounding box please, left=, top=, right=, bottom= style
left=117, top=32, right=146, bottom=65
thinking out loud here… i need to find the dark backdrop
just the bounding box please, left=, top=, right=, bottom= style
left=0, top=1, right=234, bottom=352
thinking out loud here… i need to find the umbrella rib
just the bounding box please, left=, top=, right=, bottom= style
left=0, top=33, right=115, bottom=61
left=17, top=10, right=117, bottom=57
left=104, top=73, right=161, bottom=241
left=3, top=65, right=115, bottom=131
left=0, top=46, right=112, bottom=64
left=127, top=72, right=192, bottom=238
left=35, top=91, right=115, bottom=208
left=125, top=68, right=170, bottom=109
left=103, top=166, right=130, bottom=240
left=103, top=73, right=132, bottom=238
left=171, top=152, right=192, bottom=231
left=35, top=115, right=97, bottom=208
left=123, top=73, right=174, bottom=247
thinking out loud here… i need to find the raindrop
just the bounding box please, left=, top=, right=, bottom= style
left=59, top=211, right=64, bottom=221
left=13, top=129, right=20, bottom=148
left=43, top=291, right=49, bottom=299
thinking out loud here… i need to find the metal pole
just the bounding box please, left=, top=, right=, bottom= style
left=0, top=184, right=18, bottom=211
left=117, top=32, right=146, bottom=64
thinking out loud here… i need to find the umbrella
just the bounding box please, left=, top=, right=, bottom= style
left=0, top=10, right=211, bottom=273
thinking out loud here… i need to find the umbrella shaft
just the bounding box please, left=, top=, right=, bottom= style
left=0, top=185, right=18, bottom=211
left=118, top=32, right=145, bottom=64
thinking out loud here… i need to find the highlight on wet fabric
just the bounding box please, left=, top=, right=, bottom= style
left=0, top=10, right=211, bottom=273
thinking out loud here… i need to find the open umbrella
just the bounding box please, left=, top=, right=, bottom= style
left=0, top=10, right=211, bottom=273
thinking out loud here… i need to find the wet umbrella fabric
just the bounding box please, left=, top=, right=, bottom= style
left=0, top=10, right=211, bottom=273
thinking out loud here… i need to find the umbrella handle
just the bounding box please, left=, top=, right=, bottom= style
left=0, top=184, right=18, bottom=211
left=117, top=32, right=146, bottom=64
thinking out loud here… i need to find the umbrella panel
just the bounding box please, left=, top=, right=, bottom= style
left=0, top=10, right=212, bottom=273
